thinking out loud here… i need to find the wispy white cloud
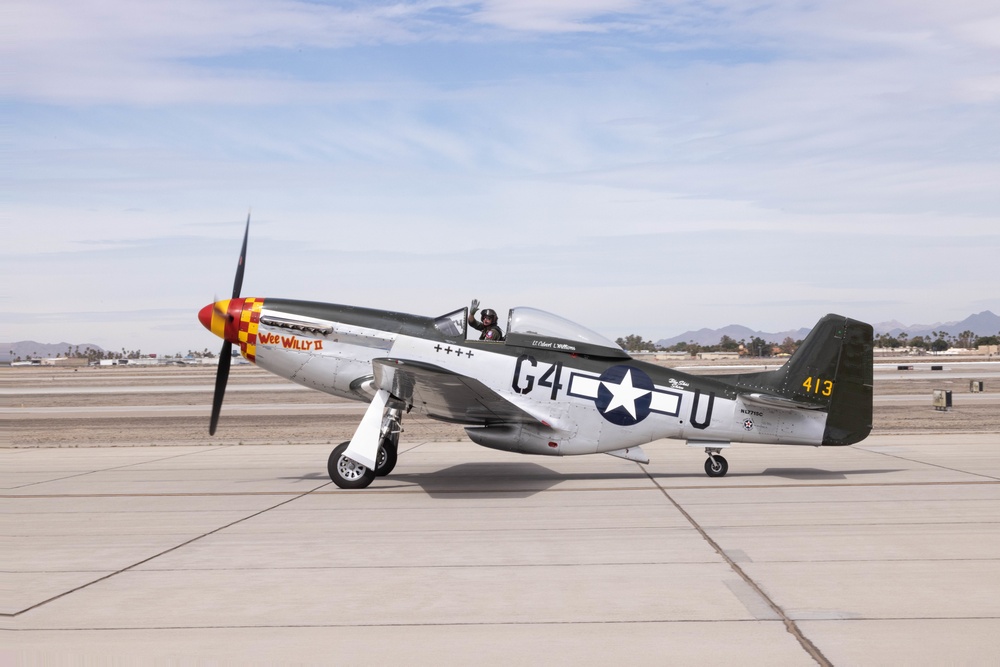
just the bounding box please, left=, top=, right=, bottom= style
left=4, top=0, right=999, bottom=351
left=472, top=0, right=643, bottom=32
left=5, top=1, right=996, bottom=104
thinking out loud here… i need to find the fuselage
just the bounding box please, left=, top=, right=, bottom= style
left=199, top=297, right=831, bottom=457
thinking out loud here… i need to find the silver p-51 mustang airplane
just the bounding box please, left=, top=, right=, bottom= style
left=199, top=220, right=873, bottom=489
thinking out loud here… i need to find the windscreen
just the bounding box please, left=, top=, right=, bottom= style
left=433, top=308, right=468, bottom=337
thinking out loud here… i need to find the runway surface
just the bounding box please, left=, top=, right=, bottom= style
left=4, top=434, right=1000, bottom=665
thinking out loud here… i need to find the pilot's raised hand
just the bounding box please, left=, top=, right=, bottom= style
left=470, top=298, right=479, bottom=315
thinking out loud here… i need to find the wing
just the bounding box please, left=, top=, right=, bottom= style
left=373, top=358, right=542, bottom=426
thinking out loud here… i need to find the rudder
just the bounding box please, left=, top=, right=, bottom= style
left=821, top=316, right=874, bottom=445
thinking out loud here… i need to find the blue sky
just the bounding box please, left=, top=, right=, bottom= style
left=3, top=0, right=999, bottom=355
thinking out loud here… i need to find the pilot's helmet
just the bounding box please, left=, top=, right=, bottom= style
left=481, top=308, right=497, bottom=322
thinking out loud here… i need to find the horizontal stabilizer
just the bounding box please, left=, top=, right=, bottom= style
left=743, top=392, right=826, bottom=410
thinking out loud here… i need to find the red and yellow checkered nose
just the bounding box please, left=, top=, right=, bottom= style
left=198, top=297, right=264, bottom=361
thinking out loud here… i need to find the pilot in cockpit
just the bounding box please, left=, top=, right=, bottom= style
left=468, top=299, right=504, bottom=342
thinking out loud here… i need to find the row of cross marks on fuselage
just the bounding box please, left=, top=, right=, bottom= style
left=434, top=344, right=474, bottom=358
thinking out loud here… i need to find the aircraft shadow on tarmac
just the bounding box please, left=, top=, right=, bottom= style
left=398, top=462, right=643, bottom=497
left=288, top=463, right=905, bottom=499
left=760, top=467, right=903, bottom=481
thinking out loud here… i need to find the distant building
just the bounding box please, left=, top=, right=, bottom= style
left=697, top=351, right=741, bottom=361
left=655, top=352, right=691, bottom=361
left=97, top=357, right=160, bottom=366
left=41, top=357, right=89, bottom=367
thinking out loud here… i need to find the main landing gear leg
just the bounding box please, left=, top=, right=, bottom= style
left=329, top=389, right=390, bottom=489
left=374, top=407, right=402, bottom=477
left=704, top=447, right=729, bottom=478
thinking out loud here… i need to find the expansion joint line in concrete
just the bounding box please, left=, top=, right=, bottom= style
left=857, top=445, right=1000, bottom=482
left=7, top=445, right=234, bottom=491
left=1, top=479, right=334, bottom=618
left=642, top=467, right=831, bottom=667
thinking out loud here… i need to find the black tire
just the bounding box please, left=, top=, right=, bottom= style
left=375, top=429, right=399, bottom=477
left=375, top=444, right=397, bottom=477
left=328, top=441, right=376, bottom=489
left=704, top=455, right=729, bottom=478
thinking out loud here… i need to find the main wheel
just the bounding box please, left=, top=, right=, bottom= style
left=704, top=455, right=729, bottom=478
left=328, top=441, right=376, bottom=489
left=375, top=440, right=398, bottom=477
left=374, top=428, right=399, bottom=477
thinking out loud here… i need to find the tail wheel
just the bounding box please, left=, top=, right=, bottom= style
left=705, top=455, right=729, bottom=478
left=328, top=441, right=375, bottom=489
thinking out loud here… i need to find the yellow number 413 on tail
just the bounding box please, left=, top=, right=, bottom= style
left=802, top=376, right=834, bottom=396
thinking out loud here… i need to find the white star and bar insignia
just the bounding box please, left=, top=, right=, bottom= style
left=566, top=365, right=682, bottom=426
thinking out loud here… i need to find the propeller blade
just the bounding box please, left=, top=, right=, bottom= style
left=209, top=341, right=232, bottom=435
left=209, top=214, right=250, bottom=435
left=232, top=213, right=250, bottom=299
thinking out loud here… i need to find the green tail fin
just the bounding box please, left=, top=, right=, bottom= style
left=821, top=316, right=874, bottom=445
left=725, top=314, right=874, bottom=445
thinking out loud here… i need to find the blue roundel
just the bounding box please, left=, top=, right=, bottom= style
left=595, top=365, right=654, bottom=426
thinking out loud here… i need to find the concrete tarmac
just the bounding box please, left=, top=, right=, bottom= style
left=4, top=434, right=1000, bottom=665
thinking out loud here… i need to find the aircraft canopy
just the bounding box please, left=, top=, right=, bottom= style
left=505, top=307, right=629, bottom=358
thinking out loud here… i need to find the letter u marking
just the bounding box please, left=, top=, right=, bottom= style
left=690, top=390, right=715, bottom=430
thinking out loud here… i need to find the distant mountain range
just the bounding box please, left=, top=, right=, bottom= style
left=871, top=310, right=1000, bottom=340
left=657, top=324, right=811, bottom=348
left=656, top=311, right=1000, bottom=348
